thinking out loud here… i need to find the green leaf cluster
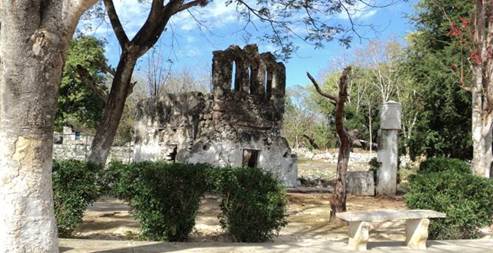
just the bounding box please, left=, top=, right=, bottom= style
left=53, top=160, right=101, bottom=237
left=403, top=0, right=473, bottom=159
left=56, top=36, right=107, bottom=131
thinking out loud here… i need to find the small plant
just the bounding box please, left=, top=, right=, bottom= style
left=368, top=157, right=381, bottom=182
left=405, top=158, right=493, bottom=239
left=52, top=160, right=101, bottom=237
left=218, top=167, right=288, bottom=242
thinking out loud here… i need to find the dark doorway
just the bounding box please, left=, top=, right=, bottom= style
left=242, top=149, right=260, bottom=168
left=168, top=145, right=178, bottom=162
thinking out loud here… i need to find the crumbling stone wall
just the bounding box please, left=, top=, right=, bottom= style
left=133, top=44, right=297, bottom=186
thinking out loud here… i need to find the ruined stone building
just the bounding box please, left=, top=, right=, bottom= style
left=133, top=45, right=298, bottom=186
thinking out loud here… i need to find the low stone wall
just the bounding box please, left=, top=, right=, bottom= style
left=53, top=144, right=133, bottom=164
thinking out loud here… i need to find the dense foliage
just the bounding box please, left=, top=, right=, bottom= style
left=52, top=160, right=101, bottom=237
left=114, top=162, right=211, bottom=241
left=218, top=167, right=288, bottom=242
left=418, top=157, right=471, bottom=174
left=405, top=158, right=493, bottom=239
left=404, top=0, right=473, bottom=159
left=57, top=36, right=107, bottom=132
left=106, top=162, right=288, bottom=242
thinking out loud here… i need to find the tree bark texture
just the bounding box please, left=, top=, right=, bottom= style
left=0, top=1, right=96, bottom=251
left=471, top=71, right=493, bottom=177
left=88, top=53, right=137, bottom=164
left=471, top=0, right=493, bottom=178
left=308, top=67, right=352, bottom=219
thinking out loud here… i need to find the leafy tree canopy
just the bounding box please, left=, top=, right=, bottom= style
left=404, top=0, right=473, bottom=160
left=56, top=36, right=108, bottom=132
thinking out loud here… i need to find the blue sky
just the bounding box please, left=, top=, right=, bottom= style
left=78, top=0, right=418, bottom=88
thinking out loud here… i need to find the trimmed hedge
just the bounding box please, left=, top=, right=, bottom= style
left=405, top=158, right=493, bottom=239
left=105, top=162, right=288, bottom=242
left=53, top=160, right=100, bottom=237
left=117, top=162, right=211, bottom=241
left=218, top=167, right=288, bottom=242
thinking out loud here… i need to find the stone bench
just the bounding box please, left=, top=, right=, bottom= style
left=336, top=209, right=446, bottom=251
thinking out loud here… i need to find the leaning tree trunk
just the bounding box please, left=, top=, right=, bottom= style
left=87, top=0, right=187, bottom=166
left=330, top=69, right=352, bottom=218
left=308, top=67, right=352, bottom=219
left=0, top=1, right=96, bottom=251
left=88, top=53, right=137, bottom=165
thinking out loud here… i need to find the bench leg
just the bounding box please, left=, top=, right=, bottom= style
left=405, top=218, right=430, bottom=250
left=348, top=221, right=370, bottom=251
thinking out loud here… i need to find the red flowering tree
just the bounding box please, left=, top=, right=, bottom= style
left=447, top=1, right=493, bottom=177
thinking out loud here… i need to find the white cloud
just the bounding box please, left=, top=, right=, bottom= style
left=79, top=0, right=239, bottom=34
left=113, top=0, right=151, bottom=37
left=172, top=0, right=238, bottom=32
left=336, top=1, right=379, bottom=20
left=78, top=0, right=151, bottom=38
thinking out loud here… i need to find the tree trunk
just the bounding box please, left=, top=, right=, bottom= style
left=471, top=78, right=493, bottom=177
left=330, top=68, right=351, bottom=219
left=470, top=0, right=493, bottom=178
left=307, top=67, right=352, bottom=219
left=368, top=105, right=373, bottom=153
left=88, top=53, right=137, bottom=165
left=331, top=133, right=351, bottom=217
left=87, top=0, right=186, bottom=166
left=0, top=3, right=66, bottom=251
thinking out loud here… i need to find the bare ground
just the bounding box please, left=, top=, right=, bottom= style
left=72, top=193, right=407, bottom=242
left=73, top=151, right=409, bottom=242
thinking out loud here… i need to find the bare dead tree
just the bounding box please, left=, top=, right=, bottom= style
left=145, top=46, right=173, bottom=97
left=308, top=66, right=352, bottom=219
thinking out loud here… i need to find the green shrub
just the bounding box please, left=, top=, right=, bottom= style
left=98, top=161, right=136, bottom=199
left=53, top=160, right=100, bottom=237
left=405, top=170, right=493, bottom=239
left=218, top=167, right=288, bottom=242
left=122, top=162, right=210, bottom=241
left=108, top=161, right=287, bottom=242
left=418, top=157, right=471, bottom=174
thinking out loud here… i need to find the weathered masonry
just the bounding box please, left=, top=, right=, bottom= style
left=133, top=45, right=298, bottom=186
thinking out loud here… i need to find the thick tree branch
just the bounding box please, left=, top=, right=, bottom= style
left=335, top=67, right=351, bottom=137
left=302, top=134, right=320, bottom=149
left=103, top=0, right=129, bottom=48
left=62, top=0, right=99, bottom=37
left=307, top=72, right=338, bottom=103
left=132, top=0, right=183, bottom=57
left=174, top=0, right=208, bottom=14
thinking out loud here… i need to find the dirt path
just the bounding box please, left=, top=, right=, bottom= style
left=72, top=193, right=407, bottom=242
